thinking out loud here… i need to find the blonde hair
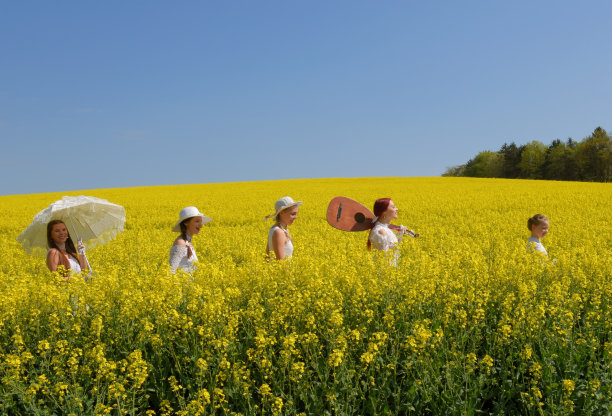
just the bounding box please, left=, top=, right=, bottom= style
left=527, top=214, right=548, bottom=231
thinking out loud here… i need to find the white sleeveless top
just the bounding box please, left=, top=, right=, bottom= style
left=169, top=236, right=198, bottom=272
left=48, top=249, right=82, bottom=274
left=67, top=256, right=82, bottom=274
left=268, top=224, right=294, bottom=259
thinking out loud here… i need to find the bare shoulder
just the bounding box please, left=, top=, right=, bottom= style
left=46, top=249, right=61, bottom=270
left=173, top=236, right=187, bottom=247
left=272, top=228, right=286, bottom=241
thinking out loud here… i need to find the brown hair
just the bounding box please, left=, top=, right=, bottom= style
left=179, top=219, right=193, bottom=259
left=47, top=220, right=79, bottom=269
left=527, top=214, right=548, bottom=231
left=367, top=198, right=392, bottom=250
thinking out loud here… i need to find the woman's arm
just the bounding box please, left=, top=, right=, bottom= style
left=395, top=225, right=407, bottom=242
left=271, top=228, right=287, bottom=260
left=46, top=249, right=62, bottom=272
left=75, top=239, right=88, bottom=271
left=169, top=246, right=188, bottom=270
left=77, top=254, right=87, bottom=270
left=169, top=238, right=188, bottom=270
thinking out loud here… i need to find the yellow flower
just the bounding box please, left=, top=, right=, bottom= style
left=0, top=177, right=610, bottom=414
left=479, top=354, right=494, bottom=375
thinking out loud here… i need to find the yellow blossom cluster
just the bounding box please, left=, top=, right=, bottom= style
left=0, top=177, right=610, bottom=414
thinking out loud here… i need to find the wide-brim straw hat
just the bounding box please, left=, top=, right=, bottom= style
left=172, top=206, right=212, bottom=232
left=265, top=196, right=302, bottom=220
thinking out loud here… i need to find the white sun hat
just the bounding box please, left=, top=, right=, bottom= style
left=265, top=196, right=303, bottom=220
left=172, top=206, right=212, bottom=232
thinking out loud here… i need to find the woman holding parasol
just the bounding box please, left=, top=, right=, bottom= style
left=17, top=195, right=126, bottom=275
left=46, top=219, right=87, bottom=275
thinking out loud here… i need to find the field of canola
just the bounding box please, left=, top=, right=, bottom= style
left=0, top=177, right=611, bottom=415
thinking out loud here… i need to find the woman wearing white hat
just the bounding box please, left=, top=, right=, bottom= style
left=265, top=196, right=302, bottom=260
left=169, top=206, right=212, bottom=272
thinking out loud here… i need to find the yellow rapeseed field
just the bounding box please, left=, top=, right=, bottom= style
left=0, top=177, right=610, bottom=415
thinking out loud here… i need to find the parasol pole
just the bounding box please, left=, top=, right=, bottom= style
left=68, top=217, right=93, bottom=273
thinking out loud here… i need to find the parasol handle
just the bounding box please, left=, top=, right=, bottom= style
left=68, top=217, right=94, bottom=274
left=84, top=254, right=93, bottom=274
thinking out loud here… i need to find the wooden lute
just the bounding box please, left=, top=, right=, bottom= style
left=326, top=196, right=418, bottom=237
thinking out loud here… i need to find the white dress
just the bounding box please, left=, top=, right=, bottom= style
left=268, top=224, right=294, bottom=259
left=369, top=222, right=401, bottom=265
left=169, top=236, right=198, bottom=272
left=48, top=249, right=82, bottom=274
left=527, top=237, right=547, bottom=255
left=369, top=222, right=399, bottom=251
left=67, top=256, right=82, bottom=274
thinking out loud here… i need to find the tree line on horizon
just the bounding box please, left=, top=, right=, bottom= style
left=443, top=127, right=612, bottom=182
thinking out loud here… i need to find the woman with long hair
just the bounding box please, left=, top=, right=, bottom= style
left=169, top=206, right=212, bottom=272
left=46, top=219, right=87, bottom=275
left=265, top=196, right=302, bottom=260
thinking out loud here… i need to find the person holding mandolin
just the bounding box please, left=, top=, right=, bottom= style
left=367, top=198, right=419, bottom=265
left=326, top=196, right=419, bottom=266
left=368, top=198, right=405, bottom=249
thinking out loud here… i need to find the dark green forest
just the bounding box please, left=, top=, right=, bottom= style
left=443, top=127, right=612, bottom=182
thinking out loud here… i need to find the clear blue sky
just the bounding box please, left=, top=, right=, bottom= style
left=1, top=1, right=611, bottom=196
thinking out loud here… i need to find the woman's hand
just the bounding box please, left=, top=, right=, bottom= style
left=77, top=239, right=86, bottom=255
left=77, top=238, right=89, bottom=271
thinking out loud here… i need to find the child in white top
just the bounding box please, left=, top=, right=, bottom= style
left=527, top=214, right=549, bottom=255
